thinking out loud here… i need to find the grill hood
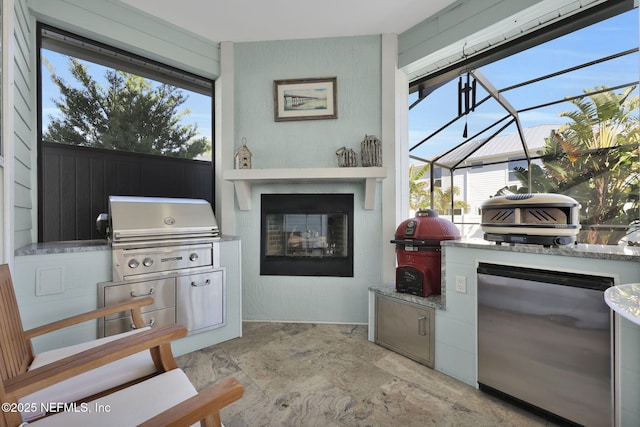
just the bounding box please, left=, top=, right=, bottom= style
left=106, top=196, right=219, bottom=243
left=393, top=209, right=461, bottom=245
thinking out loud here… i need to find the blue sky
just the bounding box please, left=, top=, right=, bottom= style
left=41, top=9, right=638, bottom=163
left=40, top=52, right=213, bottom=158
left=409, top=9, right=639, bottom=160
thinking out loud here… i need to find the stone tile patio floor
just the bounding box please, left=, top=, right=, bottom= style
left=177, top=322, right=559, bottom=427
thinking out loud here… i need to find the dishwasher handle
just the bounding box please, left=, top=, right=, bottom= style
left=477, top=262, right=613, bottom=291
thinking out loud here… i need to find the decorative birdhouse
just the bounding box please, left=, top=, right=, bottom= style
left=235, top=138, right=252, bottom=169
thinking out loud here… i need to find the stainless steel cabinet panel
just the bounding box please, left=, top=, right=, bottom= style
left=375, top=294, right=435, bottom=367
left=98, top=268, right=225, bottom=337
left=477, top=263, right=613, bottom=427
left=103, top=307, right=176, bottom=336
left=176, top=268, right=225, bottom=334
left=101, top=278, right=176, bottom=320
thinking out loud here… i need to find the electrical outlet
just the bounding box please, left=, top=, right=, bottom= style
left=455, top=275, right=467, bottom=293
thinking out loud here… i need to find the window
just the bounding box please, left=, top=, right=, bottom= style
left=38, top=24, right=215, bottom=242
left=508, top=157, right=527, bottom=182
left=409, top=8, right=639, bottom=245
left=433, top=167, right=442, bottom=188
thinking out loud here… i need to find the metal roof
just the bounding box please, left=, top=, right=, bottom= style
left=433, top=124, right=561, bottom=169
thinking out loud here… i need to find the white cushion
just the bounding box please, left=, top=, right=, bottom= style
left=27, top=369, right=198, bottom=427
left=20, top=327, right=157, bottom=422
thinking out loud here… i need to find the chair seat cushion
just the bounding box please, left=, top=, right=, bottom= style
left=26, top=369, right=198, bottom=427
left=20, top=327, right=157, bottom=422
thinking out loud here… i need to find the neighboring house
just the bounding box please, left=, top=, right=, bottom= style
left=442, top=124, right=558, bottom=213
left=414, top=125, right=557, bottom=205
left=412, top=124, right=561, bottom=238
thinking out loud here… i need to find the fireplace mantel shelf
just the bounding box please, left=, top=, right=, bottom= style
left=223, top=167, right=387, bottom=210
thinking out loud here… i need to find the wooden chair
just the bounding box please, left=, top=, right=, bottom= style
left=24, top=370, right=244, bottom=427
left=0, top=263, right=243, bottom=426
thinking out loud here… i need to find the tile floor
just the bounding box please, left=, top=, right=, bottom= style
left=176, top=322, right=559, bottom=426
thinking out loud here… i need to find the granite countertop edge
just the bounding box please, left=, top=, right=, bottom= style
left=441, top=239, right=640, bottom=262
left=15, top=235, right=240, bottom=256
left=369, top=286, right=444, bottom=310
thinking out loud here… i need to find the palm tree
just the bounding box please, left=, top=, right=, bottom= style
left=409, top=163, right=470, bottom=214
left=433, top=186, right=470, bottom=215
left=409, top=163, right=431, bottom=211
left=526, top=87, right=639, bottom=244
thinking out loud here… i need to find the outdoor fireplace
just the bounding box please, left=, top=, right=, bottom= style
left=260, top=193, right=354, bottom=277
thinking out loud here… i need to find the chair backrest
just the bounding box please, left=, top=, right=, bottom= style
left=0, top=264, right=34, bottom=383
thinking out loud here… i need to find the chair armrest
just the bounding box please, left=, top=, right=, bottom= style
left=137, top=377, right=244, bottom=427
left=5, top=324, right=186, bottom=399
left=23, top=297, right=155, bottom=339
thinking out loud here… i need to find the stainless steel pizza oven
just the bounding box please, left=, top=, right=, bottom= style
left=97, top=196, right=224, bottom=337
left=481, top=193, right=581, bottom=246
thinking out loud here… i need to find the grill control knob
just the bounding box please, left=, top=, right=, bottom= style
left=189, top=253, right=199, bottom=262
left=143, top=257, right=154, bottom=267
left=128, top=259, right=140, bottom=269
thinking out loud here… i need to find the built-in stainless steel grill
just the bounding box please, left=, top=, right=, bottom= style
left=108, top=196, right=219, bottom=245
left=103, top=196, right=220, bottom=281
left=97, top=196, right=224, bottom=337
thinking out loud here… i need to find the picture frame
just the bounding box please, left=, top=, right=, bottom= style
left=274, top=77, right=337, bottom=121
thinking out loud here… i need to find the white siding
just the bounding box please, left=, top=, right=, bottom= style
left=464, top=164, right=506, bottom=214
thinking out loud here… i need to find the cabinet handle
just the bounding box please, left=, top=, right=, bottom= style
left=131, top=317, right=155, bottom=330
left=131, top=288, right=154, bottom=297
left=191, top=279, right=211, bottom=287
left=418, top=315, right=427, bottom=336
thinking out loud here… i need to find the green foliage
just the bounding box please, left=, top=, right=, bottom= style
left=43, top=57, right=210, bottom=159
left=513, top=87, right=639, bottom=244
left=409, top=163, right=470, bottom=214
left=409, top=163, right=431, bottom=210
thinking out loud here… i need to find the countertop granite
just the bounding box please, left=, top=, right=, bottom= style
left=15, top=239, right=110, bottom=256
left=15, top=235, right=240, bottom=256
left=442, top=238, right=640, bottom=262
left=605, top=283, right=640, bottom=325
left=369, top=284, right=444, bottom=310
left=370, top=238, right=639, bottom=312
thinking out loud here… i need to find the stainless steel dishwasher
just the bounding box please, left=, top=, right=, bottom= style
left=477, top=263, right=613, bottom=427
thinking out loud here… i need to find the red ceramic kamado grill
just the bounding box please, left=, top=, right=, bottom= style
left=391, top=209, right=461, bottom=297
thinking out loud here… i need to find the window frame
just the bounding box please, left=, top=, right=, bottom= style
left=36, top=23, right=216, bottom=242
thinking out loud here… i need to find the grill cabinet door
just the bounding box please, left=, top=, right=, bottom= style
left=98, top=278, right=177, bottom=337
left=103, top=308, right=175, bottom=337
left=177, top=268, right=225, bottom=334
left=103, top=278, right=176, bottom=320
left=375, top=294, right=435, bottom=367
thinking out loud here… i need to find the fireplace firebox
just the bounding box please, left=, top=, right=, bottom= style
left=260, top=194, right=354, bottom=277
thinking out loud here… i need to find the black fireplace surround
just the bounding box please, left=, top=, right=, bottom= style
left=260, top=193, right=354, bottom=277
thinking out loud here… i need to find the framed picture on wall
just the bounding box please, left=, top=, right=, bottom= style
left=273, top=77, right=337, bottom=121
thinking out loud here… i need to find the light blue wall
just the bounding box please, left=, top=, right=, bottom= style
left=233, top=37, right=382, bottom=169
left=619, top=316, right=640, bottom=425
left=12, top=0, right=36, bottom=249
left=14, top=249, right=112, bottom=352
left=233, top=36, right=384, bottom=323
